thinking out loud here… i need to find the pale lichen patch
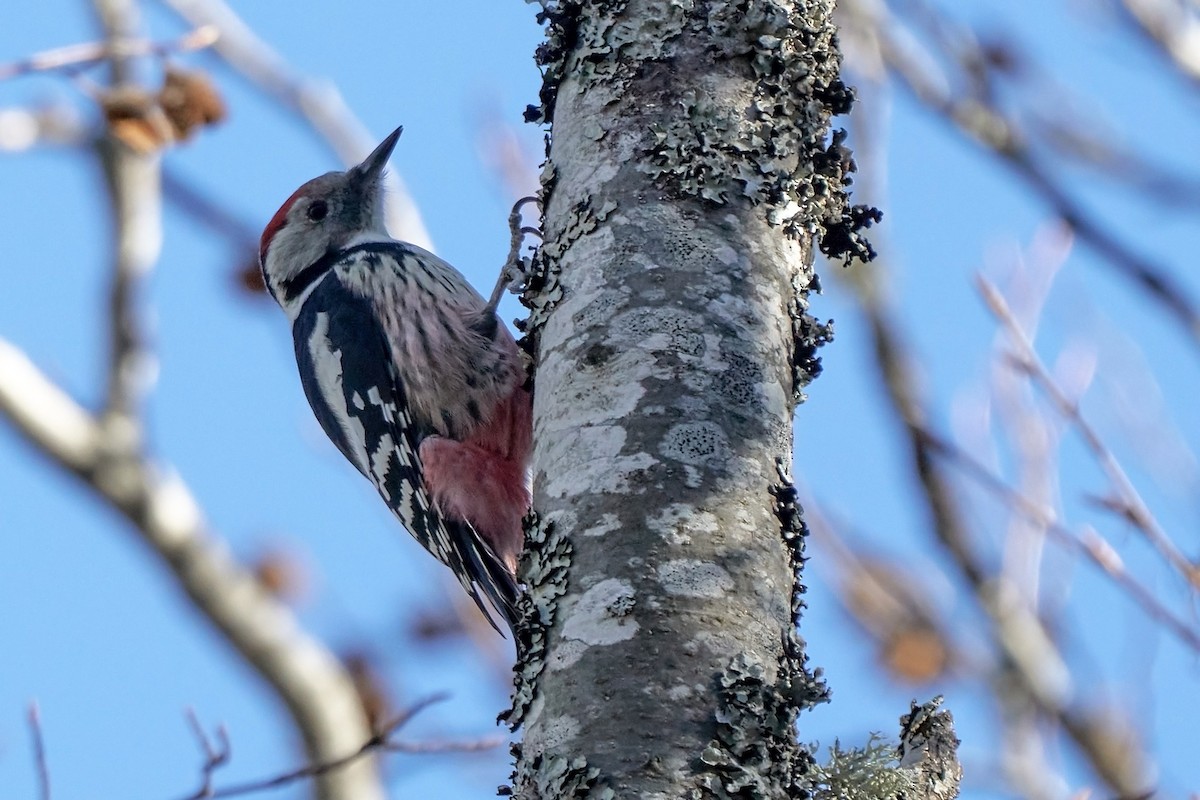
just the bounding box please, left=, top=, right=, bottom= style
left=537, top=343, right=653, bottom=424
left=657, top=559, right=735, bottom=598
left=539, top=425, right=659, bottom=498
left=582, top=513, right=622, bottom=538
left=659, top=421, right=731, bottom=468
left=561, top=577, right=640, bottom=646
left=547, top=637, right=589, bottom=672
left=536, top=714, right=583, bottom=751
left=667, top=684, right=694, bottom=702
left=645, top=503, right=720, bottom=546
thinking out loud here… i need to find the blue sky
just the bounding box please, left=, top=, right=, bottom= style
left=1, top=2, right=1197, bottom=798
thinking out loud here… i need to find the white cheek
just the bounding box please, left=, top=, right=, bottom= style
left=266, top=227, right=328, bottom=313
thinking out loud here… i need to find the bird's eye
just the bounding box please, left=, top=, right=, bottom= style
left=307, top=201, right=328, bottom=222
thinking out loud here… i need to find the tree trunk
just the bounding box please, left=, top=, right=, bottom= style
left=507, top=1, right=868, bottom=796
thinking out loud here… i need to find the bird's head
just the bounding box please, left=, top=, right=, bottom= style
left=259, top=126, right=402, bottom=309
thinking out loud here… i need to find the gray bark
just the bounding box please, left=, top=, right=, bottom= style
left=506, top=1, right=869, bottom=796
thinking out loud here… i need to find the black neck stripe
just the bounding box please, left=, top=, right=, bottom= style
left=280, top=241, right=414, bottom=304
left=281, top=248, right=342, bottom=304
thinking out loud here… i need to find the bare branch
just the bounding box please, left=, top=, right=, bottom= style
left=0, top=338, right=385, bottom=800
left=1119, top=0, right=1200, bottom=85
left=184, top=708, right=231, bottom=799
left=0, top=25, right=218, bottom=81
left=978, top=274, right=1200, bottom=590
left=840, top=0, right=1200, bottom=347
left=921, top=428, right=1200, bottom=654
left=28, top=702, right=51, bottom=800
left=173, top=694, right=501, bottom=800
left=92, top=0, right=161, bottom=445
left=158, top=0, right=433, bottom=249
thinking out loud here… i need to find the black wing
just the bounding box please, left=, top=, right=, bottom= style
left=292, top=273, right=518, bottom=631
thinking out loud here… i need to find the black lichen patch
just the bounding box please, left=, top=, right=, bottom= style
left=660, top=421, right=731, bottom=468
left=525, top=0, right=586, bottom=125
left=781, top=265, right=833, bottom=408
left=500, top=513, right=571, bottom=731
left=771, top=458, right=829, bottom=714
left=715, top=349, right=765, bottom=415
left=628, top=1, right=879, bottom=255
left=790, top=302, right=834, bottom=406
left=503, top=748, right=616, bottom=799
left=697, top=653, right=817, bottom=799
left=614, top=306, right=706, bottom=356
left=526, top=0, right=637, bottom=125
left=693, top=460, right=829, bottom=798
left=818, top=203, right=883, bottom=266
left=518, top=196, right=617, bottom=357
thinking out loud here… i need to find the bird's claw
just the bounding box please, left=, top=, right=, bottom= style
left=487, top=196, right=542, bottom=314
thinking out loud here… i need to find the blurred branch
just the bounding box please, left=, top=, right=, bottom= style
left=978, top=274, right=1200, bottom=589
left=176, top=694, right=503, bottom=800
left=829, top=108, right=1158, bottom=789
left=847, top=249, right=1073, bottom=789
left=93, top=0, right=159, bottom=442
left=28, top=702, right=51, bottom=800
left=162, top=165, right=258, bottom=248
left=806, top=499, right=961, bottom=685
left=922, top=428, right=1200, bottom=654
left=0, top=340, right=384, bottom=800
left=893, top=0, right=1200, bottom=205
left=157, top=0, right=433, bottom=249
left=986, top=235, right=1066, bottom=618
left=1025, top=111, right=1200, bottom=209
left=870, top=318, right=1160, bottom=793
left=160, top=165, right=264, bottom=292
left=0, top=25, right=217, bottom=81
left=0, top=104, right=89, bottom=151
left=0, top=3, right=385, bottom=798
left=839, top=0, right=1200, bottom=348
left=1119, top=0, right=1200, bottom=85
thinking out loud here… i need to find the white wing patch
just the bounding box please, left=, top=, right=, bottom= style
left=308, top=312, right=370, bottom=475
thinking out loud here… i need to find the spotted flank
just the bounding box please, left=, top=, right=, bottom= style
left=291, top=270, right=519, bottom=631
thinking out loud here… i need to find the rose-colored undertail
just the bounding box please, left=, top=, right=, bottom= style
left=419, top=385, right=532, bottom=574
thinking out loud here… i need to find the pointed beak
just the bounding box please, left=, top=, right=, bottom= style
left=352, top=126, right=402, bottom=182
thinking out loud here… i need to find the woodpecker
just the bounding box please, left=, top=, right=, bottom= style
left=258, top=127, right=531, bottom=632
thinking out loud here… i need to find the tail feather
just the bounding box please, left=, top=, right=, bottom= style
left=450, top=518, right=520, bottom=634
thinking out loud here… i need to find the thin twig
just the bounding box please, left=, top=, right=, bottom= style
left=0, top=25, right=218, bottom=81
left=28, top=702, right=51, bottom=800
left=921, top=428, right=1200, bottom=653
left=0, top=338, right=385, bottom=800
left=174, top=694, right=500, bottom=800
left=864, top=0, right=1200, bottom=347
left=1118, top=0, right=1200, bottom=85
left=184, top=708, right=231, bottom=798
left=978, top=274, right=1200, bottom=590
